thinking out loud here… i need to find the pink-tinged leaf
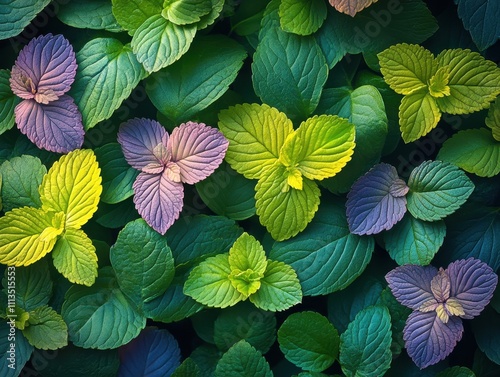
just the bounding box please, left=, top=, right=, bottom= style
left=133, top=171, right=184, bottom=235
left=10, top=34, right=77, bottom=103
left=117, top=118, right=169, bottom=172
left=385, top=264, right=438, bottom=310
left=446, top=258, right=498, bottom=319
left=403, top=310, right=463, bottom=369
left=14, top=95, right=84, bottom=153
left=430, top=268, right=451, bottom=303
left=169, top=122, right=229, bottom=184
left=329, top=0, right=379, bottom=17
left=346, top=163, right=408, bottom=235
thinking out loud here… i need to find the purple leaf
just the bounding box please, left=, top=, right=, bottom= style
left=10, top=34, right=77, bottom=104
left=133, top=170, right=184, bottom=235
left=446, top=258, right=498, bottom=319
left=169, top=121, right=229, bottom=184
left=346, top=163, right=408, bottom=235
left=385, top=264, right=438, bottom=310
left=117, top=118, right=169, bottom=172
left=430, top=268, right=451, bottom=303
left=403, top=310, right=463, bottom=369
left=14, top=95, right=83, bottom=153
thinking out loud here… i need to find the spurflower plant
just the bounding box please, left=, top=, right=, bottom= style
left=386, top=258, right=498, bottom=369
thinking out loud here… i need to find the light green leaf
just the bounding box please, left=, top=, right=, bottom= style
left=339, top=306, right=392, bottom=377
left=399, top=89, right=441, bottom=142
left=131, top=14, right=196, bottom=73
left=435, top=48, right=500, bottom=114
left=61, top=267, right=146, bottom=349
left=110, top=219, right=175, bottom=308
left=378, top=43, right=437, bottom=95
left=218, top=103, right=293, bottom=180
left=250, top=260, right=302, bottom=311
left=437, top=128, right=500, bottom=177
left=0, top=323, right=33, bottom=376
left=428, top=66, right=451, bottom=98
left=0, top=155, right=46, bottom=211
left=407, top=160, right=474, bottom=221
left=214, top=340, right=273, bottom=377
left=255, top=163, right=321, bottom=241
left=0, top=207, right=64, bottom=266
left=281, top=115, right=355, bottom=182
left=162, top=0, right=212, bottom=25
left=252, top=21, right=328, bottom=120
left=0, top=69, right=20, bottom=135
left=40, top=149, right=102, bottom=229
left=22, top=305, right=68, bottom=350
left=145, top=35, right=247, bottom=122
left=383, top=214, right=446, bottom=265
left=70, top=38, right=146, bottom=130
left=52, top=228, right=98, bottom=287
left=486, top=96, right=500, bottom=141
left=278, top=311, right=339, bottom=372
left=196, top=0, right=225, bottom=30
left=184, top=254, right=245, bottom=309
left=279, top=0, right=327, bottom=36
left=111, top=0, right=163, bottom=35
left=0, top=0, right=51, bottom=40
left=57, top=0, right=123, bottom=32
left=94, top=143, right=138, bottom=204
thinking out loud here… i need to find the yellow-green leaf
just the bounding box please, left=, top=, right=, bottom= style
left=40, top=149, right=102, bottom=229
left=428, top=66, right=451, bottom=98
left=485, top=96, right=500, bottom=142
left=399, top=90, right=441, bottom=143
left=0, top=207, right=64, bottom=266
left=52, top=228, right=98, bottom=286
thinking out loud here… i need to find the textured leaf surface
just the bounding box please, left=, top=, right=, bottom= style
left=398, top=89, right=441, bottom=142
left=0, top=155, right=46, bottom=211
left=162, top=0, right=212, bottom=25
left=131, top=15, right=196, bottom=73
left=23, top=305, right=68, bottom=350
left=111, top=0, right=163, bottom=35
left=486, top=96, right=500, bottom=141
left=455, top=0, right=500, bottom=50
left=52, top=228, right=98, bottom=286
left=40, top=149, right=102, bottom=229
left=0, top=0, right=51, bottom=40
left=0, top=69, right=20, bottom=134
left=279, top=0, right=327, bottom=36
left=57, top=0, right=122, bottom=32
left=61, top=267, right=146, bottom=349
left=407, top=160, right=474, bottom=221
left=339, top=306, right=392, bottom=377
left=214, top=340, right=273, bottom=377
left=329, top=0, right=379, bottom=16
left=278, top=311, right=339, bottom=372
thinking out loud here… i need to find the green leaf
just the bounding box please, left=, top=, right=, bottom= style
left=110, top=219, right=175, bottom=308
left=40, top=149, right=102, bottom=229
left=94, top=143, right=138, bottom=204
left=0, top=207, right=64, bottom=266
left=428, top=66, right=451, bottom=98
left=255, top=164, right=321, bottom=241
left=399, top=89, right=441, bottom=142
left=435, top=48, right=500, bottom=114
left=278, top=311, right=339, bottom=372
left=0, top=155, right=46, bottom=211
left=57, top=0, right=123, bottom=32
left=436, top=366, right=476, bottom=377
left=317, top=85, right=388, bottom=193
left=0, top=70, right=19, bottom=135
left=184, top=254, right=245, bottom=309
left=455, top=0, right=500, bottom=51
left=214, top=340, right=273, bottom=377
left=249, top=260, right=302, bottom=312
left=437, top=128, right=500, bottom=177
left=486, top=96, right=500, bottom=141
left=279, top=0, right=327, bottom=36
left=195, top=162, right=256, bottom=221
left=162, top=0, right=212, bottom=25
left=472, top=307, right=500, bottom=366
left=269, top=199, right=374, bottom=296
left=22, top=305, right=68, bottom=350
left=378, top=43, right=437, bottom=95
left=145, top=35, right=247, bottom=122
left=52, top=228, right=98, bottom=287
left=131, top=14, right=197, bottom=73
left=61, top=267, right=146, bottom=349
left=407, top=160, right=474, bottom=221
left=383, top=214, right=446, bottom=265
left=70, top=38, right=146, bottom=130
left=111, top=0, right=163, bottom=35
left=252, top=21, right=328, bottom=120
left=218, top=103, right=293, bottom=180
left=0, top=323, right=33, bottom=375
left=339, top=306, right=392, bottom=377
left=196, top=0, right=225, bottom=30
left=0, top=0, right=51, bottom=40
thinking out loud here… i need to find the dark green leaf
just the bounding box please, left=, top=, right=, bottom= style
left=57, top=0, right=123, bottom=32
left=0, top=70, right=19, bottom=135
left=214, top=340, right=273, bottom=377
left=0, top=0, right=51, bottom=40
left=455, top=0, right=499, bottom=50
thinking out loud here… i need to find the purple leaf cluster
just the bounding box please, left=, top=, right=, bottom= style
left=118, top=118, right=229, bottom=234
left=386, top=258, right=498, bottom=369
left=9, top=34, right=83, bottom=153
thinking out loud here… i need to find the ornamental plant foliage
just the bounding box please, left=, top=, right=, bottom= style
left=0, top=0, right=500, bottom=376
